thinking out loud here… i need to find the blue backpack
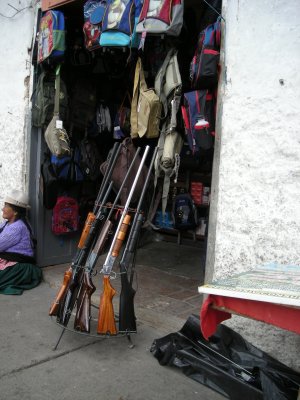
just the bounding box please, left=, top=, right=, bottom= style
left=37, top=10, right=65, bottom=64
left=51, top=147, right=84, bottom=182
left=83, top=0, right=107, bottom=51
left=173, top=193, right=197, bottom=230
left=181, top=90, right=216, bottom=155
left=100, top=0, right=142, bottom=48
left=190, top=18, right=221, bottom=89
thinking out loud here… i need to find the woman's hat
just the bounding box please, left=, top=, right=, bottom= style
left=4, top=190, right=31, bottom=209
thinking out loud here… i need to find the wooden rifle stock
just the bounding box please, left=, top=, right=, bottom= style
left=97, top=276, right=117, bottom=335
left=73, top=272, right=96, bottom=332
left=49, top=212, right=96, bottom=316
left=74, top=219, right=113, bottom=332
left=97, top=214, right=132, bottom=334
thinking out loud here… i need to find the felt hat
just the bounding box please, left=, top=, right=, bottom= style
left=4, top=190, right=30, bottom=209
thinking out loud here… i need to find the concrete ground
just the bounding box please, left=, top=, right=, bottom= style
left=0, top=236, right=225, bottom=400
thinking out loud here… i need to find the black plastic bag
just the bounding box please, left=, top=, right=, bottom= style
left=151, top=314, right=300, bottom=400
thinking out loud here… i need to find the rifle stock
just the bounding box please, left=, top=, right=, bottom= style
left=49, top=267, right=72, bottom=316
left=74, top=219, right=113, bottom=332
left=73, top=272, right=96, bottom=332
left=49, top=211, right=96, bottom=316
left=97, top=276, right=117, bottom=335
left=119, top=263, right=136, bottom=332
left=97, top=214, right=132, bottom=334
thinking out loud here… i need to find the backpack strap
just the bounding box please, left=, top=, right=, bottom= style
left=155, top=48, right=177, bottom=117
left=54, top=64, right=61, bottom=117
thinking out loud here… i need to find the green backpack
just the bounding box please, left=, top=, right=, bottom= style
left=32, top=70, right=68, bottom=128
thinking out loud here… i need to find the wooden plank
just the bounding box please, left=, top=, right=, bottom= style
left=41, top=0, right=78, bottom=11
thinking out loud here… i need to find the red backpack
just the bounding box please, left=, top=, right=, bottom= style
left=52, top=196, right=79, bottom=235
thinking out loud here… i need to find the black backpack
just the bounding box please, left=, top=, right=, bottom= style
left=79, top=137, right=102, bottom=181
left=173, top=193, right=197, bottom=230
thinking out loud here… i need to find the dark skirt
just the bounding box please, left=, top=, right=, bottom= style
left=0, top=263, right=43, bottom=295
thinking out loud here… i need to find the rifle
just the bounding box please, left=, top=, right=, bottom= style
left=73, top=147, right=143, bottom=332
left=49, top=143, right=121, bottom=317
left=118, top=146, right=158, bottom=333
left=97, top=145, right=150, bottom=335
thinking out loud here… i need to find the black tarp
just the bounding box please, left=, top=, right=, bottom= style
left=151, top=314, right=300, bottom=400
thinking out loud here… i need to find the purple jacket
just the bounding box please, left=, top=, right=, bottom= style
left=0, top=219, right=34, bottom=257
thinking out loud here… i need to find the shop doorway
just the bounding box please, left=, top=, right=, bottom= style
left=29, top=0, right=223, bottom=278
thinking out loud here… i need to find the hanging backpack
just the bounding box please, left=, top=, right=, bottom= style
left=154, top=48, right=182, bottom=119
left=52, top=196, right=79, bottom=235
left=154, top=121, right=183, bottom=218
left=51, top=147, right=84, bottom=182
left=100, top=0, right=142, bottom=48
left=31, top=70, right=68, bottom=128
left=130, top=57, right=161, bottom=139
left=69, top=78, right=97, bottom=132
left=181, top=90, right=216, bottom=155
left=79, top=137, right=102, bottom=181
left=37, top=10, right=66, bottom=64
left=40, top=153, right=60, bottom=210
left=83, top=0, right=107, bottom=51
left=173, top=193, right=197, bottom=230
left=136, top=0, right=184, bottom=37
left=190, top=18, right=221, bottom=89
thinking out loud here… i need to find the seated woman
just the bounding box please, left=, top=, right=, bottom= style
left=0, top=189, right=42, bottom=295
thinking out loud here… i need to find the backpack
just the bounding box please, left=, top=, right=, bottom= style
left=83, top=0, right=107, bottom=51
left=173, top=193, right=197, bottom=230
left=51, top=147, right=84, bottom=182
left=99, top=137, right=149, bottom=206
left=100, top=0, right=142, bottom=48
left=181, top=89, right=215, bottom=155
left=69, top=78, right=97, bottom=131
left=190, top=18, right=221, bottom=89
left=37, top=10, right=66, bottom=64
left=154, top=121, right=183, bottom=218
left=154, top=48, right=182, bottom=119
left=40, top=153, right=60, bottom=209
left=136, top=0, right=184, bottom=37
left=31, top=70, right=68, bottom=128
left=79, top=137, right=102, bottom=180
left=52, top=196, right=79, bottom=235
left=130, top=58, right=161, bottom=139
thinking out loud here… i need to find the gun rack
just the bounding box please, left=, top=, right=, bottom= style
left=51, top=267, right=137, bottom=350
left=50, top=204, right=140, bottom=351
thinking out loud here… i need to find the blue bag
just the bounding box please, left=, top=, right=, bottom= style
left=83, top=0, right=107, bottom=51
left=181, top=90, right=215, bottom=155
left=51, top=147, right=84, bottom=182
left=100, top=0, right=142, bottom=47
left=38, top=10, right=65, bottom=64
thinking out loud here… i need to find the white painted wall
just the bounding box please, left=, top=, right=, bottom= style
left=0, top=1, right=35, bottom=214
left=206, top=0, right=300, bottom=370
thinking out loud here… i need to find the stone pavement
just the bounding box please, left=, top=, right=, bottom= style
left=43, top=237, right=206, bottom=336
left=0, top=238, right=227, bottom=400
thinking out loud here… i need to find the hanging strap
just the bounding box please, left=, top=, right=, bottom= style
left=54, top=64, right=61, bottom=117
left=155, top=48, right=177, bottom=117
left=130, top=58, right=141, bottom=137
